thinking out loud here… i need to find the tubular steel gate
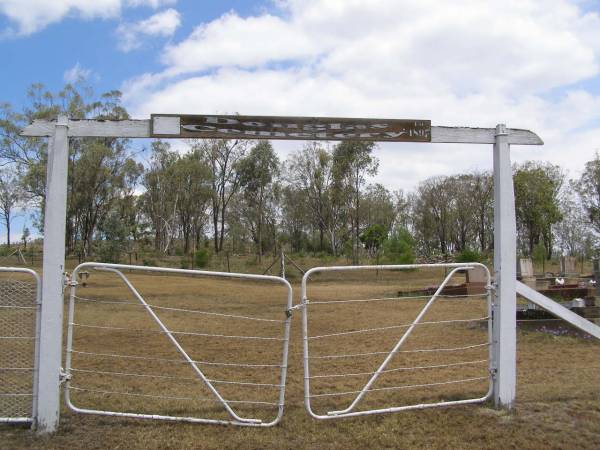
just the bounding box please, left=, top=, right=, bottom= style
left=64, top=263, right=292, bottom=427
left=301, top=263, right=493, bottom=419
left=0, top=267, right=41, bottom=425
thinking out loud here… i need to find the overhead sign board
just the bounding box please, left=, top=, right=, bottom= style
left=151, top=114, right=431, bottom=142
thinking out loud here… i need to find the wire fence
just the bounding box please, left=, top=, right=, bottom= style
left=300, top=263, right=493, bottom=419
left=64, top=263, right=292, bottom=427
left=0, top=268, right=40, bottom=424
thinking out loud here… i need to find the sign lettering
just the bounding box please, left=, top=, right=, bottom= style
left=151, top=114, right=431, bottom=142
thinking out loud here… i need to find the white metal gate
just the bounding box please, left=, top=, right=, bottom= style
left=64, top=262, right=292, bottom=427
left=0, top=267, right=41, bottom=425
left=301, top=263, right=493, bottom=419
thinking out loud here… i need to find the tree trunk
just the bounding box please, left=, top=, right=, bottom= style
left=257, top=188, right=263, bottom=263
left=5, top=215, right=10, bottom=248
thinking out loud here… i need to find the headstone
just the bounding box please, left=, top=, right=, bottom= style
left=466, top=266, right=487, bottom=295
left=519, top=258, right=534, bottom=278
left=560, top=256, right=577, bottom=275
left=518, top=258, right=536, bottom=290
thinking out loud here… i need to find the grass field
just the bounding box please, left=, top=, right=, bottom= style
left=1, top=264, right=599, bottom=449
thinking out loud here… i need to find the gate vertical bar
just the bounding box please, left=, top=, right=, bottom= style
left=36, top=115, right=69, bottom=432
left=492, top=123, right=517, bottom=408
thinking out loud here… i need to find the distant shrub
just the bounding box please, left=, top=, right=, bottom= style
left=180, top=258, right=189, bottom=269
left=455, top=248, right=483, bottom=263
left=384, top=228, right=415, bottom=264
left=532, top=243, right=546, bottom=267
left=194, top=249, right=209, bottom=268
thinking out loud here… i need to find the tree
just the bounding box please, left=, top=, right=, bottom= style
left=172, top=150, right=212, bottom=254
left=360, top=223, right=387, bottom=258
left=575, top=152, right=600, bottom=234
left=141, top=141, right=179, bottom=254
left=0, top=169, right=24, bottom=248
left=361, top=183, right=396, bottom=233
left=195, top=139, right=249, bottom=254
left=332, top=141, right=379, bottom=264
left=238, top=141, right=280, bottom=262
left=554, top=183, right=596, bottom=257
left=384, top=227, right=415, bottom=264
left=412, top=176, right=454, bottom=255
left=1, top=83, right=138, bottom=256
left=514, top=161, right=564, bottom=257
left=288, top=142, right=334, bottom=251
left=21, top=227, right=30, bottom=249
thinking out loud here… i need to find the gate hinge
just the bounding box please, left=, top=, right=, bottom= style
left=64, top=272, right=78, bottom=287
left=286, top=302, right=307, bottom=318
left=59, top=368, right=71, bottom=384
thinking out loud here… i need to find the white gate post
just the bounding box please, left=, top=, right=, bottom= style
left=492, top=123, right=517, bottom=408
left=36, top=115, right=69, bottom=432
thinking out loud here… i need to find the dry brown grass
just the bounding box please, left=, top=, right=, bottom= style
left=1, top=266, right=599, bottom=449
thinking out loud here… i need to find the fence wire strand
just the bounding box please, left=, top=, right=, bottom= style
left=308, top=317, right=489, bottom=340
left=69, top=386, right=280, bottom=406
left=69, top=350, right=284, bottom=368
left=74, top=295, right=285, bottom=323
left=306, top=343, right=490, bottom=360
left=309, top=377, right=489, bottom=398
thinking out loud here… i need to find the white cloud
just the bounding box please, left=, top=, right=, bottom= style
left=123, top=0, right=600, bottom=190
left=117, top=8, right=181, bottom=52
left=63, top=62, right=92, bottom=83
left=0, top=0, right=176, bottom=35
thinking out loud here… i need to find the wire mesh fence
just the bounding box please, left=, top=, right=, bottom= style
left=0, top=268, right=40, bottom=423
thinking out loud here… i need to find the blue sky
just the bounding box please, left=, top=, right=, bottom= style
left=1, top=0, right=600, bottom=242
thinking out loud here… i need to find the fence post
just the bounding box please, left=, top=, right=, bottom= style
left=36, top=116, right=69, bottom=432
left=492, top=123, right=517, bottom=409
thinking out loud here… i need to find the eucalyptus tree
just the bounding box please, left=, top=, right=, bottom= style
left=0, top=169, right=24, bottom=248
left=288, top=142, right=334, bottom=251
left=575, top=152, right=600, bottom=234
left=172, top=149, right=212, bottom=254
left=193, top=138, right=249, bottom=253
left=360, top=183, right=396, bottom=233
left=237, top=141, right=280, bottom=262
left=411, top=176, right=454, bottom=255
left=141, top=141, right=179, bottom=254
left=514, top=161, right=564, bottom=257
left=332, top=140, right=379, bottom=264
left=1, top=83, right=139, bottom=255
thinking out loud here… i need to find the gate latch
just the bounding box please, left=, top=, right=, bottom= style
left=286, top=302, right=307, bottom=318
left=59, top=368, right=71, bottom=385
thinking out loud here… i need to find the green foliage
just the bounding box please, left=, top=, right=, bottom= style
left=360, top=224, right=387, bottom=256
left=532, top=242, right=546, bottom=267
left=384, top=228, right=415, bottom=264
left=455, top=248, right=483, bottom=263
left=194, top=249, right=209, bottom=268
left=575, top=152, right=600, bottom=234
left=514, top=161, right=564, bottom=257
left=95, top=211, right=129, bottom=263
